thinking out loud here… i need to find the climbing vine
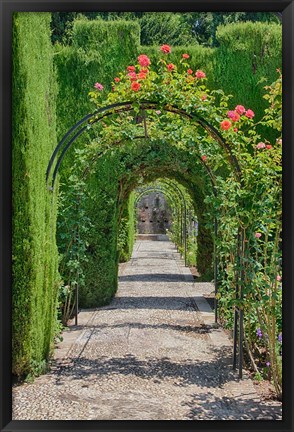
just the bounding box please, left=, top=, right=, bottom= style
left=86, top=46, right=282, bottom=396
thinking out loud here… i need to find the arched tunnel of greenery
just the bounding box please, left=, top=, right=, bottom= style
left=57, top=137, right=215, bottom=311
left=12, top=12, right=282, bottom=398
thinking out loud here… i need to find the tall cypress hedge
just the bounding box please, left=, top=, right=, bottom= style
left=12, top=13, right=59, bottom=377
left=213, top=22, right=281, bottom=119
left=54, top=19, right=141, bottom=308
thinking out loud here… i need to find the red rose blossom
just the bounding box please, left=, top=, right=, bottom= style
left=266, top=144, right=272, bottom=149
left=127, top=66, right=136, bottom=72
left=201, top=94, right=207, bottom=101
left=234, top=128, right=238, bottom=133
left=167, top=63, right=175, bottom=71
left=245, top=109, right=255, bottom=119
left=138, top=54, right=151, bottom=67
left=227, top=110, right=240, bottom=122
left=235, top=105, right=246, bottom=115
left=114, top=77, right=120, bottom=83
left=195, top=70, right=206, bottom=79
left=161, top=44, right=171, bottom=54
left=182, top=53, right=190, bottom=59
left=201, top=155, right=207, bottom=162
left=187, top=69, right=193, bottom=75
left=138, top=72, right=147, bottom=80
left=131, top=82, right=141, bottom=92
left=220, top=119, right=232, bottom=130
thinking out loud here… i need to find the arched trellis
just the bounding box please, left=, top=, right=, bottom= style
left=46, top=100, right=245, bottom=378
left=46, top=101, right=242, bottom=190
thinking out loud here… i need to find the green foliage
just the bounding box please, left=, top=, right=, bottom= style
left=54, top=19, right=141, bottom=311
left=12, top=12, right=59, bottom=377
left=87, top=48, right=282, bottom=395
left=213, top=22, right=281, bottom=125
left=54, top=17, right=282, bottom=396
left=118, top=192, right=136, bottom=262
left=139, top=13, right=196, bottom=46
left=51, top=12, right=279, bottom=47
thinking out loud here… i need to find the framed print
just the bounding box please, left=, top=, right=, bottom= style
left=1, top=1, right=293, bottom=431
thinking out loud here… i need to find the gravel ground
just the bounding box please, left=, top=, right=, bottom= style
left=12, top=236, right=282, bottom=420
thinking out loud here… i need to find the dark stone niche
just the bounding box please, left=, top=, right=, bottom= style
left=136, top=192, right=172, bottom=234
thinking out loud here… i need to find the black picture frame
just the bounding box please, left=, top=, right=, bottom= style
left=0, top=1, right=293, bottom=431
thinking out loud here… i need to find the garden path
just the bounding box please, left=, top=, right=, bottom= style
left=13, top=236, right=282, bottom=420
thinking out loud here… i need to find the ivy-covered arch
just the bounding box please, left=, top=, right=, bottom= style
left=46, top=100, right=241, bottom=191
left=50, top=49, right=282, bottom=387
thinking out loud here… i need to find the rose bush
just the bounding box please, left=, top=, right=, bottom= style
left=88, top=46, right=282, bottom=396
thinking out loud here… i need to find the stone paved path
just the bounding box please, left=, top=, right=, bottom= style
left=13, top=236, right=282, bottom=420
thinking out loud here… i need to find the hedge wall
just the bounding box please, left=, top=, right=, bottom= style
left=143, top=21, right=281, bottom=121
left=54, top=19, right=141, bottom=308
left=12, top=13, right=59, bottom=377
left=118, top=192, right=136, bottom=263
left=213, top=22, right=282, bottom=121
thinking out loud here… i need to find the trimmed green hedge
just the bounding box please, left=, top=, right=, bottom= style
left=12, top=13, right=59, bottom=377
left=54, top=19, right=141, bottom=308
left=214, top=22, right=281, bottom=120
left=118, top=192, right=136, bottom=263
left=143, top=21, right=281, bottom=121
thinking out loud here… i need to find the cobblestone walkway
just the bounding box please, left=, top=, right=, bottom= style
left=13, top=236, right=282, bottom=420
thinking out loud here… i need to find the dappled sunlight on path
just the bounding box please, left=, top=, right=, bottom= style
left=13, top=237, right=282, bottom=420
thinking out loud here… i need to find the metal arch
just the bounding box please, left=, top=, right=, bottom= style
left=196, top=155, right=219, bottom=322
left=46, top=101, right=242, bottom=190
left=158, top=180, right=188, bottom=266
left=135, top=186, right=176, bottom=208
left=48, top=103, right=244, bottom=376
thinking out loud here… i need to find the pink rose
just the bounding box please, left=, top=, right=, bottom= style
left=256, top=142, right=266, bottom=149
left=245, top=109, right=255, bottom=119
left=161, top=44, right=171, bottom=54
left=227, top=110, right=240, bottom=122
left=94, top=82, right=103, bottom=90
left=235, top=105, right=246, bottom=115
left=195, top=70, right=206, bottom=79
left=182, top=53, right=190, bottom=59
left=128, top=72, right=137, bottom=81
left=138, top=54, right=151, bottom=67
left=255, top=232, right=262, bottom=238
left=276, top=275, right=282, bottom=281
